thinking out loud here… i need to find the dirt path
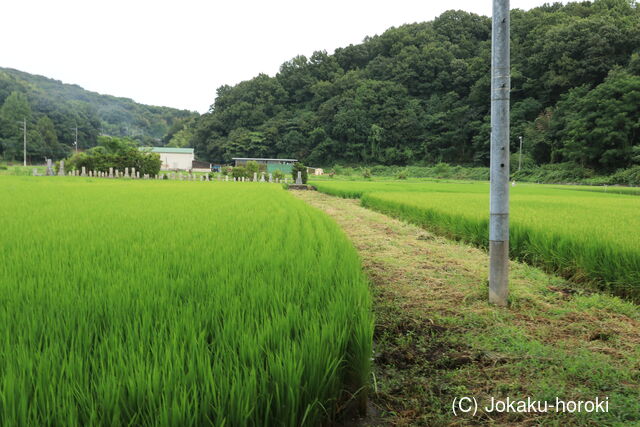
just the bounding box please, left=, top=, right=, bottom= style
left=292, top=190, right=640, bottom=426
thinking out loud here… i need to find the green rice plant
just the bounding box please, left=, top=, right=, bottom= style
left=554, top=185, right=640, bottom=196
left=0, top=176, right=372, bottom=426
left=312, top=180, right=489, bottom=198
left=360, top=189, right=640, bottom=300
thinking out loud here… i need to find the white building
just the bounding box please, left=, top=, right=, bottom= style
left=144, top=147, right=195, bottom=171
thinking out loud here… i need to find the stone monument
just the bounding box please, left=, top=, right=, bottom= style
left=45, top=159, right=55, bottom=176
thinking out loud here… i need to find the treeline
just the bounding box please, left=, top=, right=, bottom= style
left=0, top=67, right=198, bottom=162
left=192, top=0, right=640, bottom=173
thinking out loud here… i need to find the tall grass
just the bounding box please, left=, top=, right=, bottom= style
left=0, top=176, right=372, bottom=426
left=360, top=189, right=640, bottom=300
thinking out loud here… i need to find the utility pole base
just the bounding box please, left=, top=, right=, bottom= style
left=489, top=240, right=509, bottom=306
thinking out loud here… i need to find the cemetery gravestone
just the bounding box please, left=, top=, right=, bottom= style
left=45, top=159, right=55, bottom=176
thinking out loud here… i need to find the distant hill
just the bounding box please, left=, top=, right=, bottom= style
left=0, top=67, right=198, bottom=161
left=192, top=0, right=640, bottom=173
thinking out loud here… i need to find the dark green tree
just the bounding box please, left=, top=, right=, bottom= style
left=0, top=91, right=31, bottom=160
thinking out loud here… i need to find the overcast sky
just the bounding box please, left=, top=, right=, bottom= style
left=1, top=0, right=564, bottom=113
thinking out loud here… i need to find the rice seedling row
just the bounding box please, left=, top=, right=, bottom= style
left=312, top=179, right=640, bottom=300
left=0, top=176, right=372, bottom=426
left=360, top=189, right=640, bottom=300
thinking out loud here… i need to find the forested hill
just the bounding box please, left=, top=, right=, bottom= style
left=193, top=0, right=640, bottom=173
left=0, top=67, right=198, bottom=161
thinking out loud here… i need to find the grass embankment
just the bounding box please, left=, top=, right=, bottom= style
left=294, top=190, right=640, bottom=426
left=0, top=176, right=372, bottom=426
left=311, top=180, right=640, bottom=301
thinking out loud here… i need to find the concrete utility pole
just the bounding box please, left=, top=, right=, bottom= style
left=518, top=136, right=523, bottom=172
left=23, top=118, right=27, bottom=167
left=489, top=0, right=510, bottom=306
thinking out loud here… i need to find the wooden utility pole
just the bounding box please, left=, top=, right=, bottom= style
left=489, top=0, right=510, bottom=306
left=23, top=118, right=27, bottom=167
left=518, top=136, right=523, bottom=172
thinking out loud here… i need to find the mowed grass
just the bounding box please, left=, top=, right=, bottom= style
left=0, top=176, right=372, bottom=426
left=312, top=180, right=640, bottom=300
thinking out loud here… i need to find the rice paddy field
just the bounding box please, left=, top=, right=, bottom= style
left=313, top=180, right=640, bottom=301
left=0, top=176, right=372, bottom=426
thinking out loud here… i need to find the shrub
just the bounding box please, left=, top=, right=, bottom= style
left=65, top=136, right=161, bottom=176
left=292, top=162, right=308, bottom=184
left=232, top=166, right=248, bottom=179
left=512, top=162, right=595, bottom=184
left=607, top=166, right=640, bottom=186
left=362, top=168, right=372, bottom=179
left=333, top=165, right=353, bottom=176
left=432, top=162, right=452, bottom=177
left=245, top=161, right=260, bottom=178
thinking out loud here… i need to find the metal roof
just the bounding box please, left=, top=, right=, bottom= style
left=141, top=147, right=194, bottom=154
left=232, top=157, right=297, bottom=162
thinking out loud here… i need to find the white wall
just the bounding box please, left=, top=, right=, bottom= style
left=159, top=152, right=194, bottom=170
